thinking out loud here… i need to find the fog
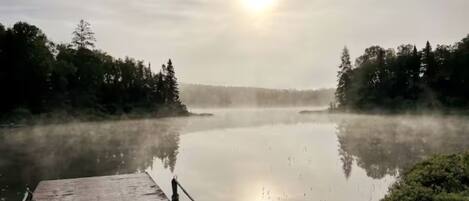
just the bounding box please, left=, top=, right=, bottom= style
left=179, top=84, right=335, bottom=108
left=1, top=108, right=468, bottom=201
left=1, top=0, right=468, bottom=200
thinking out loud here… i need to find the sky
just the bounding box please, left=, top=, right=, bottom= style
left=1, top=0, right=468, bottom=89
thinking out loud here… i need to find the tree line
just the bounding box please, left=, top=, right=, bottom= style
left=335, top=34, right=469, bottom=112
left=180, top=84, right=335, bottom=108
left=0, top=20, right=187, bottom=117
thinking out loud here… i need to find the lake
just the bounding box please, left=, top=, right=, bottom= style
left=1, top=108, right=468, bottom=201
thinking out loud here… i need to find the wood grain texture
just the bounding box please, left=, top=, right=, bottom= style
left=33, top=173, right=169, bottom=201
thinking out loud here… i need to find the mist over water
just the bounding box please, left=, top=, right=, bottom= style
left=1, top=108, right=468, bottom=201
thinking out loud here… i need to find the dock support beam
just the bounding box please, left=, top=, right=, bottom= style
left=171, top=178, right=179, bottom=201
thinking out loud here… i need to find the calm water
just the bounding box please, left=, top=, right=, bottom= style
left=1, top=108, right=468, bottom=201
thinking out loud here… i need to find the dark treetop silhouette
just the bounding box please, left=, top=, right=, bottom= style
left=0, top=20, right=187, bottom=119
left=335, top=35, right=469, bottom=112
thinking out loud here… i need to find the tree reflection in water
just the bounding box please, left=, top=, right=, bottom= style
left=336, top=115, right=469, bottom=179
left=2, top=112, right=469, bottom=201
left=0, top=119, right=181, bottom=200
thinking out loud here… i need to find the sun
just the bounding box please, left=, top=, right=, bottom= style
left=243, top=0, right=276, bottom=12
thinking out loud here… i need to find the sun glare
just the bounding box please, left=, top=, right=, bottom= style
left=243, top=0, right=276, bottom=12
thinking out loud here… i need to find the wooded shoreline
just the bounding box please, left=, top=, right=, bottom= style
left=0, top=109, right=194, bottom=127
left=0, top=20, right=189, bottom=121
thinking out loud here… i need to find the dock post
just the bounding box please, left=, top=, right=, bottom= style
left=171, top=178, right=179, bottom=201
left=22, top=186, right=32, bottom=201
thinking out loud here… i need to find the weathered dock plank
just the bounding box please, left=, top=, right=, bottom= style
left=32, top=173, right=169, bottom=201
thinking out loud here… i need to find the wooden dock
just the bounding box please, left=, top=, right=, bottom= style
left=32, top=173, right=170, bottom=201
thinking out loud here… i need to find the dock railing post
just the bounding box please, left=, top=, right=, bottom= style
left=22, top=186, right=32, bottom=201
left=171, top=178, right=179, bottom=201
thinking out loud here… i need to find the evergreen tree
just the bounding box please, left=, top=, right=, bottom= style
left=154, top=71, right=165, bottom=104
left=421, top=41, right=437, bottom=85
left=336, top=47, right=352, bottom=108
left=72, top=20, right=96, bottom=49
left=419, top=41, right=440, bottom=107
left=164, top=59, right=180, bottom=104
left=409, top=46, right=422, bottom=100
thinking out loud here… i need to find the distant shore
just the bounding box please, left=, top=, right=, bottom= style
left=0, top=109, right=215, bottom=128
left=299, top=108, right=469, bottom=116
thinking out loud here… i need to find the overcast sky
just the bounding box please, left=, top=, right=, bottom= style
left=1, top=0, right=468, bottom=89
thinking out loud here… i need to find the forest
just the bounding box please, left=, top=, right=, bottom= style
left=335, top=34, right=469, bottom=112
left=180, top=84, right=334, bottom=108
left=0, top=20, right=187, bottom=120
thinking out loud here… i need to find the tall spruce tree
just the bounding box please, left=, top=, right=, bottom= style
left=336, top=47, right=353, bottom=108
left=419, top=41, right=440, bottom=107
left=409, top=46, right=422, bottom=100
left=421, top=41, right=437, bottom=86
left=154, top=70, right=165, bottom=104
left=164, top=59, right=180, bottom=104
left=72, top=20, right=96, bottom=49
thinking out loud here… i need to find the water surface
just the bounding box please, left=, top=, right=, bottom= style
left=0, top=108, right=468, bottom=201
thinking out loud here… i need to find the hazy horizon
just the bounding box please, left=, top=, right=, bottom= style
left=1, top=0, right=468, bottom=89
left=180, top=82, right=335, bottom=90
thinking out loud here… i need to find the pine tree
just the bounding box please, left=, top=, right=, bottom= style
left=409, top=45, right=422, bottom=100
left=152, top=71, right=163, bottom=104
left=419, top=41, right=441, bottom=107
left=164, top=59, right=180, bottom=104
left=336, top=47, right=353, bottom=108
left=412, top=45, right=421, bottom=80
left=72, top=20, right=96, bottom=49
left=421, top=41, right=437, bottom=85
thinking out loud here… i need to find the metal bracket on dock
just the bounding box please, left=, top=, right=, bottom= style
left=22, top=187, right=33, bottom=201
left=171, top=177, right=195, bottom=201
